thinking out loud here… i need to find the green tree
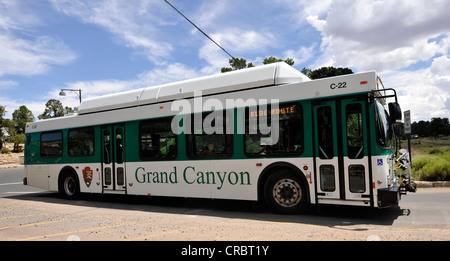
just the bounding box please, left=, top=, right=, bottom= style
left=412, top=120, right=430, bottom=137
left=0, top=118, right=22, bottom=152
left=64, top=106, right=77, bottom=115
left=38, top=99, right=77, bottom=120
left=429, top=117, right=450, bottom=138
left=12, top=105, right=34, bottom=134
left=221, top=57, right=254, bottom=73
left=263, top=56, right=294, bottom=66
left=301, top=68, right=312, bottom=77
left=38, top=99, right=64, bottom=119
left=221, top=56, right=294, bottom=73
left=1, top=105, right=33, bottom=152
left=0, top=105, right=6, bottom=149
left=10, top=133, right=25, bottom=152
left=302, top=66, right=353, bottom=79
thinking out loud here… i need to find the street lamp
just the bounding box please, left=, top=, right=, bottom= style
left=59, top=89, right=82, bottom=103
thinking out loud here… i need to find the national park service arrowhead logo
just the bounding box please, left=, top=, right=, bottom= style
left=82, top=167, right=93, bottom=187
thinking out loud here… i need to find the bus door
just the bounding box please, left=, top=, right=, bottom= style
left=313, top=98, right=371, bottom=204
left=313, top=101, right=340, bottom=199
left=341, top=100, right=370, bottom=202
left=102, top=125, right=126, bottom=192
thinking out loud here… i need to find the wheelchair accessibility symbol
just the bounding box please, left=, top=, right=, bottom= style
left=377, top=159, right=383, bottom=166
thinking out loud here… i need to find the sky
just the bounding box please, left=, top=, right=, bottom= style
left=1, top=0, right=449, bottom=123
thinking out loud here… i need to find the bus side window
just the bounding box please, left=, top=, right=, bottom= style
left=68, top=127, right=95, bottom=157
left=317, top=106, right=334, bottom=159
left=116, top=128, right=123, bottom=164
left=186, top=112, right=233, bottom=159
left=244, top=103, right=303, bottom=157
left=345, top=103, right=364, bottom=159
left=139, top=117, right=177, bottom=160
left=40, top=131, right=63, bottom=157
left=103, top=129, right=111, bottom=164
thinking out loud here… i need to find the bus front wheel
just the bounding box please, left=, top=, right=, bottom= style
left=264, top=171, right=308, bottom=214
left=59, top=172, right=80, bottom=199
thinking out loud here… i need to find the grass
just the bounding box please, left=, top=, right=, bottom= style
left=407, top=136, right=450, bottom=181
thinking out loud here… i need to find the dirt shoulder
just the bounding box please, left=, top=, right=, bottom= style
left=0, top=143, right=23, bottom=169
left=0, top=153, right=22, bottom=169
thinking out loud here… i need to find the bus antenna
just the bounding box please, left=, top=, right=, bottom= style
left=163, top=0, right=235, bottom=60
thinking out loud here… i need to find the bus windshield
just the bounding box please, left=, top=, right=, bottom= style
left=375, top=99, right=392, bottom=149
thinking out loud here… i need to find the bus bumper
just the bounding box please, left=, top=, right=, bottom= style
left=377, top=184, right=400, bottom=208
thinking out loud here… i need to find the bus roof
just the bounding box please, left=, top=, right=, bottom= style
left=77, top=62, right=310, bottom=115
left=26, top=67, right=382, bottom=134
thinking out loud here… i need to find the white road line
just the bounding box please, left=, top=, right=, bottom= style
left=0, top=182, right=22, bottom=186
left=3, top=191, right=39, bottom=194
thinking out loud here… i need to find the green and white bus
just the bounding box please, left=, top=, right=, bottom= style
left=24, top=62, right=413, bottom=213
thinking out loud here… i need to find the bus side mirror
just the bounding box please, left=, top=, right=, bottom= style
left=388, top=102, right=402, bottom=124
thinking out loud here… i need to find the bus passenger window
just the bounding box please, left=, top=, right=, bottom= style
left=116, top=128, right=123, bottom=164
left=68, top=127, right=95, bottom=157
left=320, top=165, right=335, bottom=192
left=186, top=112, right=233, bottom=159
left=140, top=117, right=177, bottom=160
left=244, top=103, right=303, bottom=157
left=103, top=129, right=111, bottom=164
left=346, top=103, right=364, bottom=159
left=349, top=165, right=365, bottom=193
left=317, top=106, right=333, bottom=159
left=40, top=131, right=63, bottom=157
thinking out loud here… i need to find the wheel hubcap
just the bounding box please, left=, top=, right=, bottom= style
left=273, top=178, right=302, bottom=207
left=64, top=176, right=76, bottom=196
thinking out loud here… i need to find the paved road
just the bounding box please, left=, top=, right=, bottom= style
left=1, top=167, right=449, bottom=242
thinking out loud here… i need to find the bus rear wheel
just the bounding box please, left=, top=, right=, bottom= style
left=264, top=171, right=307, bottom=214
left=59, top=172, right=80, bottom=199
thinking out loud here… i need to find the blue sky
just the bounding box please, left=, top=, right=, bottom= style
left=1, top=0, right=449, bottom=122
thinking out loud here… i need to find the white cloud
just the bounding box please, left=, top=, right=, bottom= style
left=198, top=28, right=277, bottom=74
left=323, top=0, right=449, bottom=46
left=0, top=0, right=41, bottom=30
left=198, top=41, right=229, bottom=75
left=215, top=28, right=276, bottom=54
left=262, top=0, right=331, bottom=43
left=306, top=15, right=326, bottom=32
left=0, top=34, right=76, bottom=77
left=0, top=1, right=76, bottom=77
left=137, top=63, right=201, bottom=86
left=0, top=96, right=46, bottom=120
left=0, top=80, right=17, bottom=90
left=50, top=0, right=174, bottom=63
left=273, top=0, right=332, bottom=25
left=429, top=55, right=450, bottom=90
left=283, top=43, right=316, bottom=66
left=382, top=56, right=450, bottom=121
left=302, top=0, right=332, bottom=18
left=192, top=1, right=228, bottom=31
left=317, top=36, right=444, bottom=72
left=314, top=0, right=450, bottom=72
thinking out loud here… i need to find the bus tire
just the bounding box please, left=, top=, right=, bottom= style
left=264, top=170, right=307, bottom=214
left=59, top=171, right=80, bottom=200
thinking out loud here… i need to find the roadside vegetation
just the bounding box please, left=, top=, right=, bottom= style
left=408, top=136, right=450, bottom=181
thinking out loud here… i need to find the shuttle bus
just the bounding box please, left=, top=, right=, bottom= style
left=24, top=62, right=414, bottom=213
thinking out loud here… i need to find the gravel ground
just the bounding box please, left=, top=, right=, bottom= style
left=1, top=189, right=450, bottom=241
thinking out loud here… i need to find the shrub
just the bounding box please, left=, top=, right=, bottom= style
left=426, top=148, right=443, bottom=154
left=412, top=153, right=450, bottom=181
